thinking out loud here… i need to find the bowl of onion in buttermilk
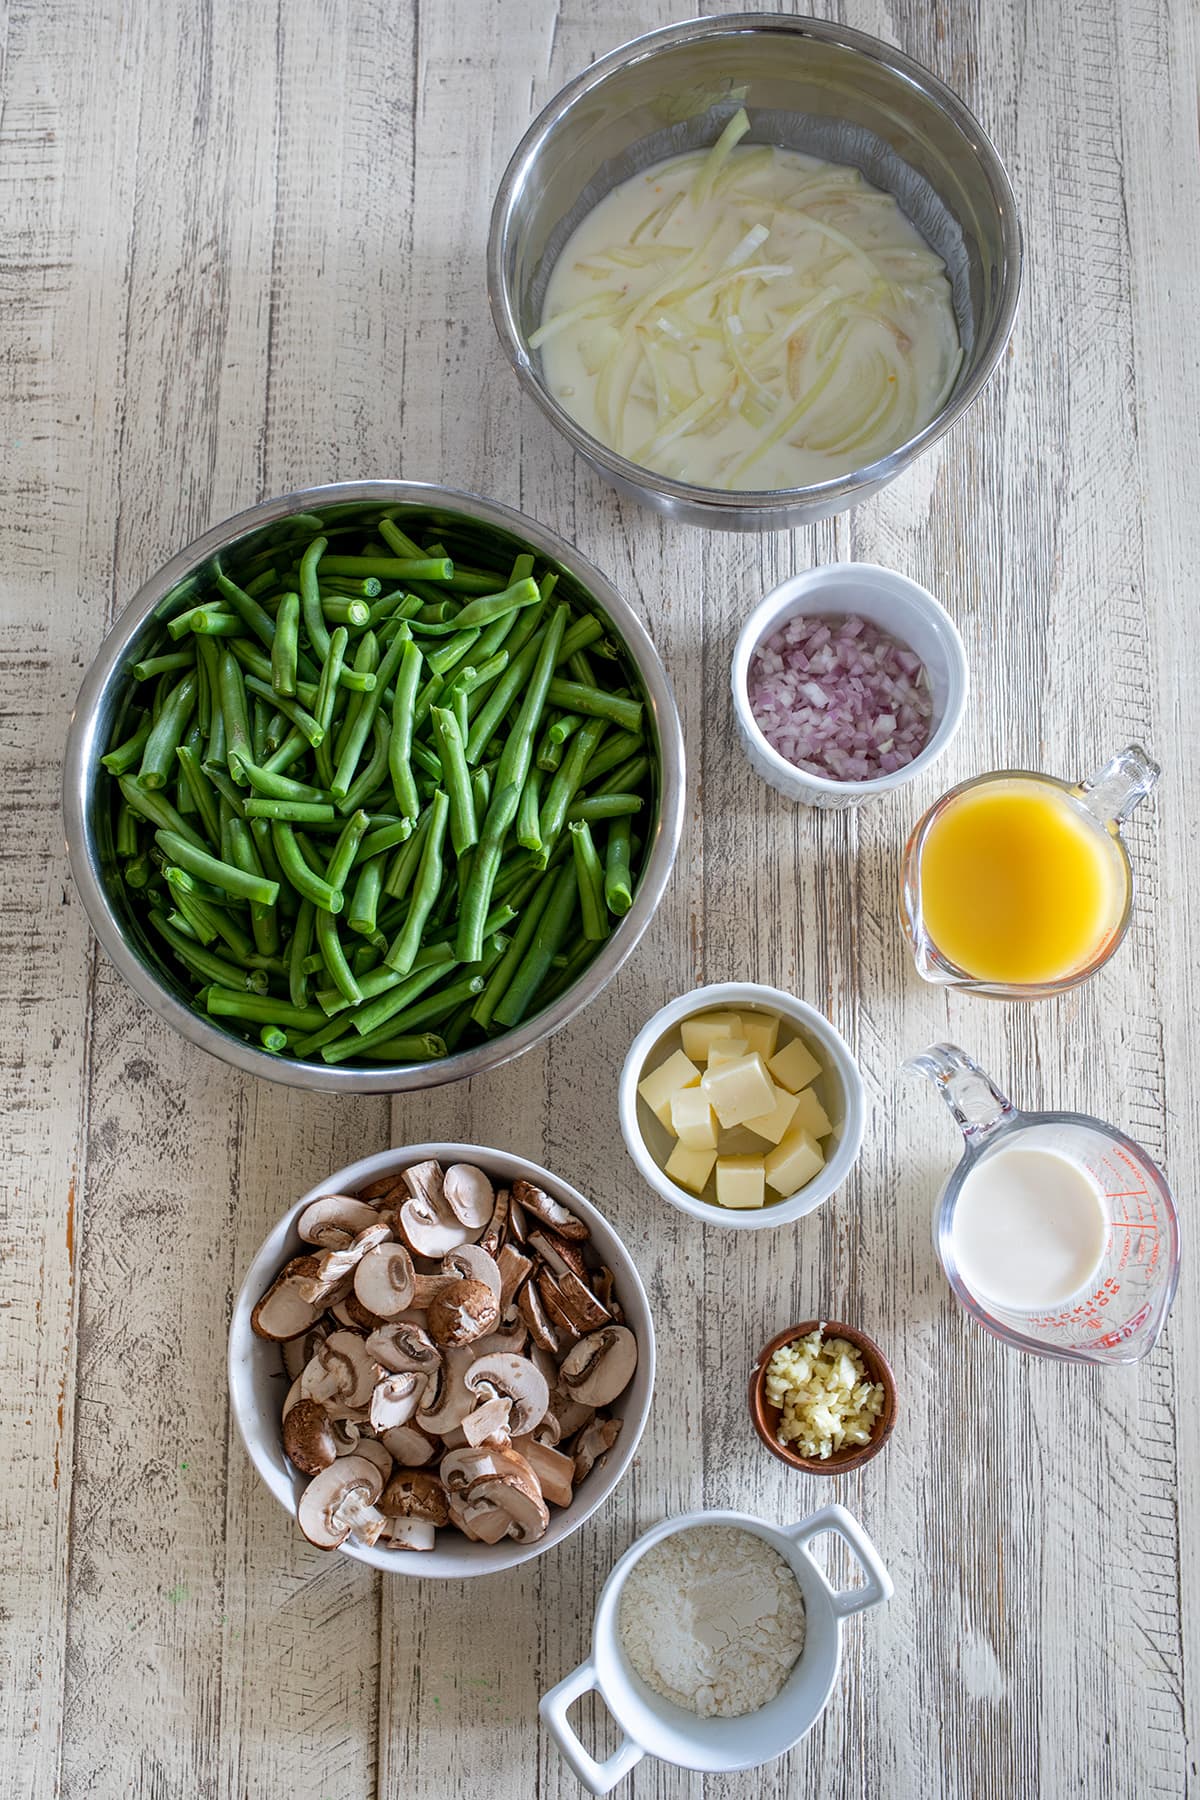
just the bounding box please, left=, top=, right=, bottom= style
left=489, top=14, right=1020, bottom=530
left=731, top=563, right=969, bottom=808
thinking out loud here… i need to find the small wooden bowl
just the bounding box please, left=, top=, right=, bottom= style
left=749, top=1320, right=897, bottom=1475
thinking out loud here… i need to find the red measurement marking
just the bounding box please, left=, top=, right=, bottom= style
left=1108, top=1220, right=1156, bottom=1229
left=1104, top=1190, right=1152, bottom=1199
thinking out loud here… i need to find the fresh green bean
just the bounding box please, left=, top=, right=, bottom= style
left=129, top=649, right=195, bottom=682
left=356, top=818, right=412, bottom=862
left=299, top=536, right=331, bottom=661
left=244, top=675, right=324, bottom=747
left=320, top=555, right=453, bottom=582
left=271, top=591, right=301, bottom=696
left=348, top=854, right=385, bottom=938
left=570, top=820, right=609, bottom=941
left=174, top=745, right=222, bottom=846
left=388, top=637, right=423, bottom=821
left=492, top=861, right=579, bottom=1028
left=137, top=671, right=197, bottom=789
left=166, top=602, right=235, bottom=640
left=217, top=648, right=254, bottom=777
left=288, top=899, right=316, bottom=1008
left=581, top=729, right=643, bottom=784
left=538, top=716, right=606, bottom=850
left=148, top=909, right=269, bottom=994
left=604, top=815, right=634, bottom=915
left=324, top=809, right=370, bottom=892
left=115, top=800, right=140, bottom=859
left=347, top=1032, right=447, bottom=1064
left=427, top=628, right=481, bottom=680
left=260, top=1025, right=289, bottom=1053
left=315, top=906, right=362, bottom=1006
left=201, top=759, right=246, bottom=820
left=164, top=866, right=259, bottom=961
left=545, top=679, right=642, bottom=733
left=226, top=817, right=281, bottom=958
left=155, top=826, right=278, bottom=906
left=215, top=572, right=277, bottom=652
left=270, top=821, right=343, bottom=913
left=262, top=727, right=309, bottom=776
left=240, top=760, right=329, bottom=803
left=449, top=577, right=540, bottom=631
left=119, top=776, right=208, bottom=850
left=320, top=595, right=371, bottom=627
left=206, top=989, right=328, bottom=1030
left=516, top=764, right=542, bottom=854
left=384, top=788, right=449, bottom=975
left=102, top=713, right=152, bottom=776
left=431, top=708, right=477, bottom=855
left=384, top=808, right=430, bottom=901
left=243, top=797, right=337, bottom=824
left=594, top=754, right=651, bottom=797
left=566, top=793, right=644, bottom=822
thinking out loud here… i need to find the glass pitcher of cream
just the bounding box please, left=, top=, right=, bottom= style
left=899, top=744, right=1159, bottom=997
left=906, top=1043, right=1179, bottom=1365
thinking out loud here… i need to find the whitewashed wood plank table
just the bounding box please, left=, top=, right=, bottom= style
left=3, top=0, right=1196, bottom=1794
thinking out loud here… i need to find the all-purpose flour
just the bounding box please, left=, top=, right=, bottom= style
left=618, top=1525, right=807, bottom=1718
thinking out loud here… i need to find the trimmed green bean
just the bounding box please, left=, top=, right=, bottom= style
left=431, top=707, right=477, bottom=855
left=217, top=648, right=254, bottom=776
left=315, top=906, right=362, bottom=1006
left=604, top=815, right=633, bottom=916
left=299, top=536, right=331, bottom=661
left=288, top=899, right=316, bottom=1008
left=545, top=679, right=642, bottom=733
left=174, top=745, right=222, bottom=846
left=270, top=821, right=343, bottom=913
left=384, top=788, right=449, bottom=976
left=320, top=555, right=453, bottom=582
left=566, top=793, right=644, bottom=822
left=244, top=675, right=324, bottom=747
left=538, top=716, right=606, bottom=849
left=118, top=776, right=208, bottom=850
left=215, top=572, right=276, bottom=652
left=240, top=760, right=329, bottom=803
left=516, top=764, right=542, bottom=854
left=320, top=595, right=371, bottom=626
left=449, top=577, right=540, bottom=631
left=325, top=809, right=370, bottom=892
left=271, top=591, right=301, bottom=696
left=570, top=820, right=609, bottom=941
left=243, top=797, right=336, bottom=824
left=348, top=854, right=385, bottom=937
left=148, top=909, right=269, bottom=994
left=156, top=827, right=278, bottom=905
left=492, top=861, right=579, bottom=1028
left=137, top=670, right=197, bottom=789
left=129, top=650, right=195, bottom=682
left=206, top=989, right=328, bottom=1030
left=102, top=713, right=152, bottom=776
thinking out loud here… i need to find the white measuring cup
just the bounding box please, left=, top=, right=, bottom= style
left=539, top=1504, right=892, bottom=1794
left=907, top=1043, right=1180, bottom=1364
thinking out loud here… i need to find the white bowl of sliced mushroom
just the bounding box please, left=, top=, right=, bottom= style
left=229, top=1144, right=655, bottom=1575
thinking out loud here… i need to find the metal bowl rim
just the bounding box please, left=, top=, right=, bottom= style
left=63, top=478, right=685, bottom=1092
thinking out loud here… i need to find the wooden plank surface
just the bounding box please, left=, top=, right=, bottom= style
left=1, top=0, right=1195, bottom=1795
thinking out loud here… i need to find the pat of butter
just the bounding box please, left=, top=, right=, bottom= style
left=791, top=1085, right=832, bottom=1140
left=744, top=1082, right=801, bottom=1146
left=680, top=1011, right=743, bottom=1062
left=705, top=1036, right=749, bottom=1069
left=670, top=1085, right=719, bottom=1149
left=665, top=1141, right=717, bottom=1194
left=638, top=1049, right=701, bottom=1128
left=738, top=1013, right=780, bottom=1061
left=768, top=1036, right=822, bottom=1094
left=715, top=1154, right=767, bottom=1209
left=700, top=1052, right=776, bottom=1128
left=764, top=1125, right=825, bottom=1195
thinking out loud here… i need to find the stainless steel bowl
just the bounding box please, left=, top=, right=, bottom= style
left=489, top=12, right=1022, bottom=531
left=63, top=481, right=685, bottom=1093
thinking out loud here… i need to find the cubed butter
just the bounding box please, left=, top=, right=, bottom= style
left=638, top=1048, right=701, bottom=1129
left=744, top=1082, right=802, bottom=1146
left=665, top=1142, right=717, bottom=1194
left=768, top=1035, right=822, bottom=1094
left=791, top=1085, right=833, bottom=1140
left=705, top=1036, right=750, bottom=1069
left=680, top=1011, right=743, bottom=1063
left=700, top=1052, right=776, bottom=1128
left=739, top=1013, right=781, bottom=1061
left=764, top=1125, right=825, bottom=1196
left=715, top=1154, right=767, bottom=1210
left=669, top=1085, right=719, bottom=1150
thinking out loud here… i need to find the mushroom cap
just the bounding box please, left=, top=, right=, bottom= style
left=252, top=1255, right=327, bottom=1341
left=365, top=1321, right=442, bottom=1376
left=380, top=1470, right=449, bottom=1525
left=558, top=1326, right=638, bottom=1408
left=441, top=1243, right=502, bottom=1303
left=496, top=1244, right=532, bottom=1312
left=353, top=1242, right=417, bottom=1318
left=441, top=1163, right=495, bottom=1230
left=439, top=1443, right=517, bottom=1494
left=572, top=1416, right=622, bottom=1483
left=427, top=1279, right=500, bottom=1348
left=283, top=1398, right=339, bottom=1476
left=296, top=1454, right=385, bottom=1551
left=517, top=1279, right=559, bottom=1353
left=399, top=1194, right=469, bottom=1259
left=479, top=1186, right=510, bottom=1258
left=464, top=1353, right=549, bottom=1437
left=281, top=1320, right=330, bottom=1382
left=368, top=1371, right=427, bottom=1433
left=296, top=1222, right=393, bottom=1303
left=466, top=1462, right=550, bottom=1544
left=415, top=1344, right=476, bottom=1435
left=297, top=1195, right=382, bottom=1248
left=300, top=1328, right=382, bottom=1410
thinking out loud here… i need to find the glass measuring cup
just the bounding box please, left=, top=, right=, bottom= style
left=906, top=1044, right=1180, bottom=1364
left=898, top=744, right=1159, bottom=997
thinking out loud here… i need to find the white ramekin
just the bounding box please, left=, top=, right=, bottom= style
left=618, top=983, right=866, bottom=1231
left=539, top=1503, right=892, bottom=1792
left=731, top=562, right=970, bottom=808
left=229, top=1142, right=655, bottom=1576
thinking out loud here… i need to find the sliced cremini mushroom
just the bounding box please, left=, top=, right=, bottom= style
left=512, top=1435, right=576, bottom=1508
left=470, top=1319, right=529, bottom=1359
left=479, top=1186, right=510, bottom=1259
left=441, top=1163, right=495, bottom=1231
left=379, top=1422, right=437, bottom=1467
left=366, top=1320, right=441, bottom=1377
left=517, top=1279, right=559, bottom=1353
left=449, top=1491, right=513, bottom=1544
left=540, top=1392, right=595, bottom=1446
left=330, top=1292, right=389, bottom=1333
left=442, top=1243, right=502, bottom=1303
left=416, top=1344, right=476, bottom=1436
left=427, top=1279, right=499, bottom=1348
left=369, top=1371, right=427, bottom=1433
left=464, top=1353, right=549, bottom=1438
left=572, top=1416, right=622, bottom=1483
left=359, top=1173, right=408, bottom=1205
left=282, top=1320, right=330, bottom=1381
left=297, top=1195, right=381, bottom=1249
left=330, top=1417, right=363, bottom=1456
left=401, top=1159, right=446, bottom=1210
left=526, top=1229, right=588, bottom=1282
left=593, top=1266, right=624, bottom=1324
left=558, top=1326, right=638, bottom=1408
left=380, top=1473, right=447, bottom=1549
left=465, top=1451, right=549, bottom=1545
left=300, top=1329, right=382, bottom=1411
left=439, top=1443, right=516, bottom=1494
left=535, top=1271, right=582, bottom=1346
left=295, top=1222, right=392, bottom=1304
left=507, top=1197, right=528, bottom=1247
left=297, top=1454, right=388, bottom=1550
left=511, top=1179, right=589, bottom=1242
left=461, top=1394, right=513, bottom=1447
left=399, top=1195, right=469, bottom=1258
left=252, top=1256, right=328, bottom=1341
left=497, top=1244, right=532, bottom=1312
left=353, top=1242, right=416, bottom=1318
left=283, top=1398, right=340, bottom=1476
left=411, top=1273, right=460, bottom=1310
left=555, top=1269, right=612, bottom=1334
left=351, top=1437, right=394, bottom=1484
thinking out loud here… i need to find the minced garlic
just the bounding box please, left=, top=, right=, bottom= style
left=764, top=1327, right=884, bottom=1459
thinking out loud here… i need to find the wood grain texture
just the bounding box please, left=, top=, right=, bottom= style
left=1, top=0, right=1195, bottom=1795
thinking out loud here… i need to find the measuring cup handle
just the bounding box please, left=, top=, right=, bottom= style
left=539, top=1659, right=645, bottom=1796
left=786, top=1504, right=894, bottom=1621
left=903, top=1042, right=1016, bottom=1144
left=1076, top=744, right=1160, bottom=825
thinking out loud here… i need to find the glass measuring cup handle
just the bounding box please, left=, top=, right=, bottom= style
left=903, top=1043, right=1017, bottom=1146
left=1074, top=744, right=1160, bottom=826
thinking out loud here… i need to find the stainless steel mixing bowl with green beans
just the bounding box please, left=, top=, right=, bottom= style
left=63, top=481, right=685, bottom=1092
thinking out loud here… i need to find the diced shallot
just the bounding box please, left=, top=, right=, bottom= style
left=747, top=613, right=934, bottom=782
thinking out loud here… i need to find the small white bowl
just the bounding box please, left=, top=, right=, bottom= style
left=731, top=562, right=970, bottom=809
left=618, top=983, right=865, bottom=1231
left=229, top=1142, right=656, bottom=1577
left=539, top=1502, right=892, bottom=1793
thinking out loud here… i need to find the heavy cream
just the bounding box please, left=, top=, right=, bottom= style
left=535, top=123, right=961, bottom=491
left=950, top=1146, right=1109, bottom=1313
